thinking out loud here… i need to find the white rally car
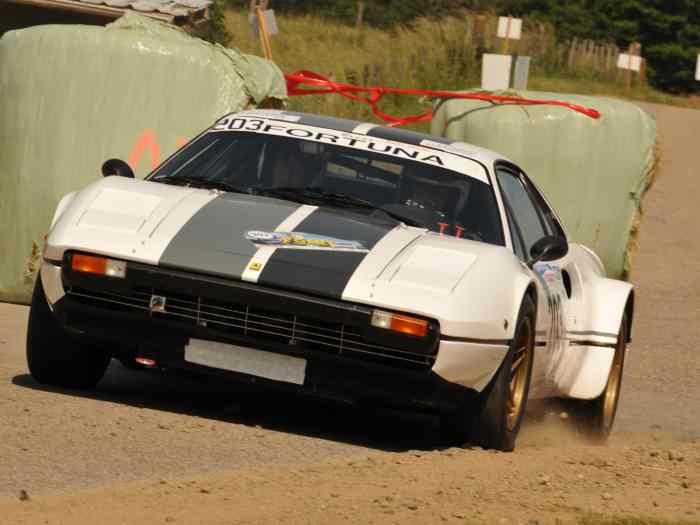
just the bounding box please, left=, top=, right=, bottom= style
left=29, top=110, right=633, bottom=451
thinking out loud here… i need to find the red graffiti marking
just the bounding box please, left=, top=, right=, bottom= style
left=127, top=129, right=161, bottom=171
left=127, top=132, right=190, bottom=171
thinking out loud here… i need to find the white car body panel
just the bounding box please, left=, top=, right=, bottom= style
left=432, top=340, right=509, bottom=392
left=45, top=178, right=218, bottom=266
left=39, top=110, right=633, bottom=404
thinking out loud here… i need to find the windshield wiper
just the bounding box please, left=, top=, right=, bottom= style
left=256, top=186, right=378, bottom=209
left=254, top=186, right=320, bottom=204
left=372, top=207, right=427, bottom=228
left=256, top=187, right=426, bottom=228
left=156, top=175, right=250, bottom=194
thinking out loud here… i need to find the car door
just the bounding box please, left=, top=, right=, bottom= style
left=494, top=163, right=569, bottom=394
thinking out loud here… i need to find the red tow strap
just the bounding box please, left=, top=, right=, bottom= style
left=285, top=70, right=601, bottom=127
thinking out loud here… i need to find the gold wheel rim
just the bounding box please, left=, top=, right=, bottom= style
left=602, top=330, right=625, bottom=431
left=507, top=318, right=532, bottom=431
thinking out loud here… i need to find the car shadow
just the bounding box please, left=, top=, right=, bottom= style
left=12, top=360, right=451, bottom=453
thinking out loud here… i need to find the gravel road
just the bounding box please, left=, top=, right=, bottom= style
left=0, top=102, right=698, bottom=524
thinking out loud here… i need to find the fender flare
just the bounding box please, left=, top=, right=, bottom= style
left=587, top=278, right=634, bottom=341
left=557, top=277, right=634, bottom=399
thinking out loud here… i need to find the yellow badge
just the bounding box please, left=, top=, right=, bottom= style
left=249, top=261, right=262, bottom=271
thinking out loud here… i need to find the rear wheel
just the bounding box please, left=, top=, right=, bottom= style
left=26, top=277, right=110, bottom=389
left=569, top=315, right=627, bottom=443
left=442, top=295, right=535, bottom=451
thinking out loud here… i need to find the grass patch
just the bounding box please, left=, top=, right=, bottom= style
left=529, top=77, right=700, bottom=110
left=223, top=8, right=700, bottom=132
left=577, top=515, right=700, bottom=525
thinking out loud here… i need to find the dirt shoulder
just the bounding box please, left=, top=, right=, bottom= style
left=1, top=436, right=699, bottom=525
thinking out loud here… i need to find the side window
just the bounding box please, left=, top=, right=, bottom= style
left=504, top=205, right=527, bottom=260
left=521, top=176, right=565, bottom=239
left=495, top=166, right=547, bottom=259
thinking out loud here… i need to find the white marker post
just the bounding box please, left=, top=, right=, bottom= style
left=617, top=53, right=642, bottom=72
left=482, top=54, right=513, bottom=91
left=513, top=56, right=531, bottom=90
left=695, top=55, right=700, bottom=81
left=497, top=15, right=522, bottom=54
left=617, top=42, right=642, bottom=91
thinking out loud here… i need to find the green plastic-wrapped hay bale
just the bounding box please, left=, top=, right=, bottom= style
left=431, top=91, right=658, bottom=280
left=0, top=13, right=286, bottom=304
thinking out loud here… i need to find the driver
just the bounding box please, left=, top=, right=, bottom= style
left=268, top=142, right=308, bottom=188
left=401, top=170, right=468, bottom=236
left=401, top=174, right=452, bottom=218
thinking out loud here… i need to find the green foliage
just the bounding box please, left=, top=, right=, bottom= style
left=226, top=0, right=700, bottom=93
left=222, top=9, right=700, bottom=134
left=646, top=43, right=697, bottom=93
left=191, top=0, right=230, bottom=45
left=513, top=0, right=700, bottom=93
left=226, top=1, right=510, bottom=27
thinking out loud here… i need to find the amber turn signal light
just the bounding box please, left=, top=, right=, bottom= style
left=71, top=254, right=126, bottom=278
left=371, top=309, right=428, bottom=337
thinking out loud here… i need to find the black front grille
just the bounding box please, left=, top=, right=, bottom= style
left=67, top=285, right=437, bottom=370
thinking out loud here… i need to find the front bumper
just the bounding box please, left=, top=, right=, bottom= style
left=42, top=255, right=509, bottom=407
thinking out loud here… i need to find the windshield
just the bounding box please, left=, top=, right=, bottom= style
left=150, top=131, right=504, bottom=245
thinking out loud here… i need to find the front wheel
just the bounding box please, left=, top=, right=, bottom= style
left=442, top=295, right=536, bottom=451
left=26, top=276, right=110, bottom=389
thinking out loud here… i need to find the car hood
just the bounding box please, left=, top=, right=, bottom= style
left=48, top=177, right=432, bottom=299
left=48, top=177, right=523, bottom=337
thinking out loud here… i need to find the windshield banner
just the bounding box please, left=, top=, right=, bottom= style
left=210, top=116, right=487, bottom=183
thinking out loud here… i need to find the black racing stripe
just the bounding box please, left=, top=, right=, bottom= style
left=441, top=335, right=511, bottom=346
left=567, top=330, right=618, bottom=338
left=290, top=114, right=361, bottom=133
left=291, top=208, right=392, bottom=248
left=159, top=193, right=298, bottom=280
left=258, top=208, right=394, bottom=298
left=259, top=251, right=367, bottom=298
left=568, top=340, right=617, bottom=348
left=366, top=126, right=453, bottom=146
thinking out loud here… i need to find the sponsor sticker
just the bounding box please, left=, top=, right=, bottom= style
left=535, top=263, right=560, bottom=284
left=245, top=231, right=368, bottom=252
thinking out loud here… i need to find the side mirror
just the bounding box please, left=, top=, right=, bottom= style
left=101, top=158, right=135, bottom=179
left=529, top=235, right=568, bottom=266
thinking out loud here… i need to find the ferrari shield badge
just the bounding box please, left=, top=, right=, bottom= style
left=149, top=295, right=167, bottom=313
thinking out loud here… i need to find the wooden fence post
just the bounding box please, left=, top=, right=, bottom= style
left=568, top=37, right=578, bottom=70
left=501, top=15, right=512, bottom=54
left=355, top=1, right=365, bottom=33
left=255, top=5, right=273, bottom=60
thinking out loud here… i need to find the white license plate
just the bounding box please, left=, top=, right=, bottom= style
left=185, top=339, right=306, bottom=385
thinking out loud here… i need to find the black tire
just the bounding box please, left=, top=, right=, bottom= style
left=26, top=277, right=111, bottom=389
left=442, top=295, right=536, bottom=451
left=567, top=315, right=627, bottom=444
